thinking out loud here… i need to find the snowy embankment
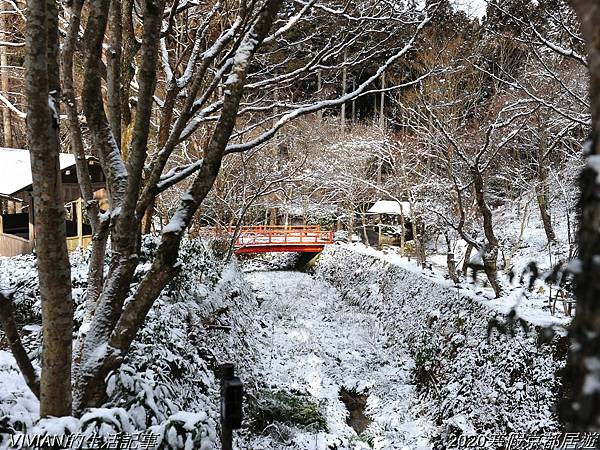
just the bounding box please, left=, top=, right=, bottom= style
left=316, top=244, right=568, bottom=448
left=0, top=239, right=263, bottom=449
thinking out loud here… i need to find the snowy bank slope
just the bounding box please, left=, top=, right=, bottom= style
left=316, top=244, right=567, bottom=448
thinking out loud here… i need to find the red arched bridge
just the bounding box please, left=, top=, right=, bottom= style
left=230, top=225, right=334, bottom=254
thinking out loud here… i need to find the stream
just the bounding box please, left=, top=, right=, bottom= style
left=237, top=270, right=431, bottom=450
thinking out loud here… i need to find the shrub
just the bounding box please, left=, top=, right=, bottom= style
left=248, top=389, right=327, bottom=433
left=412, top=334, right=440, bottom=389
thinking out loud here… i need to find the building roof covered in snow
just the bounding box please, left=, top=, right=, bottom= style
left=367, top=200, right=411, bottom=216
left=0, top=148, right=82, bottom=196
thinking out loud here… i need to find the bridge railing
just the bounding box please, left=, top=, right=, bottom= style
left=198, top=225, right=334, bottom=249
left=231, top=225, right=333, bottom=246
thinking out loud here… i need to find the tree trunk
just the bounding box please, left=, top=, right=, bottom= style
left=107, top=0, right=122, bottom=144
left=25, top=0, right=74, bottom=417
left=317, top=69, right=322, bottom=121
left=462, top=242, right=473, bottom=274
left=536, top=185, right=556, bottom=244
left=62, top=0, right=111, bottom=383
left=0, top=1, right=12, bottom=148
left=141, top=200, right=155, bottom=234
left=416, top=219, right=426, bottom=264
left=120, top=0, right=136, bottom=150
left=562, top=1, right=600, bottom=430
left=399, top=204, right=405, bottom=255
left=73, top=0, right=284, bottom=411
left=379, top=71, right=385, bottom=128
left=536, top=114, right=556, bottom=243
left=472, top=167, right=502, bottom=297
left=348, top=202, right=355, bottom=241
left=482, top=247, right=502, bottom=297
left=445, top=231, right=458, bottom=284
left=0, top=292, right=40, bottom=398
left=360, top=207, right=370, bottom=246
left=411, top=212, right=425, bottom=264
left=341, top=49, right=346, bottom=130
left=351, top=79, right=356, bottom=122
left=72, top=0, right=164, bottom=414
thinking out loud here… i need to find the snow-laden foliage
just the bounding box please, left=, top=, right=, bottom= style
left=316, top=245, right=566, bottom=448
left=0, top=237, right=264, bottom=449
left=0, top=254, right=41, bottom=325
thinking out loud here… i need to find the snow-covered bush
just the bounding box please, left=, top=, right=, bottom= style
left=333, top=230, right=349, bottom=242
left=105, top=365, right=178, bottom=428
left=149, top=411, right=217, bottom=450
left=412, top=333, right=441, bottom=388
left=239, top=251, right=300, bottom=272
left=0, top=352, right=38, bottom=446
left=0, top=254, right=40, bottom=325
left=78, top=407, right=136, bottom=436
left=247, top=388, right=328, bottom=433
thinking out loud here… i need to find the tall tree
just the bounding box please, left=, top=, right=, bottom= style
left=562, top=1, right=600, bottom=430
left=25, top=0, right=73, bottom=416
left=1, top=0, right=13, bottom=147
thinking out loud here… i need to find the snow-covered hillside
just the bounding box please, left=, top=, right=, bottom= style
left=317, top=244, right=567, bottom=449
left=0, top=240, right=264, bottom=449
left=1, top=238, right=570, bottom=450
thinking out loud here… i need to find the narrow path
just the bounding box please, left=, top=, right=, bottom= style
left=239, top=270, right=431, bottom=450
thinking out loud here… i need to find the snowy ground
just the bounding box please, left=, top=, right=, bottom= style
left=0, top=236, right=567, bottom=449
left=238, top=270, right=432, bottom=450
left=345, top=243, right=569, bottom=328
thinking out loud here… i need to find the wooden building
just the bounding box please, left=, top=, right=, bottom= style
left=0, top=148, right=106, bottom=257
left=363, top=200, right=412, bottom=248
